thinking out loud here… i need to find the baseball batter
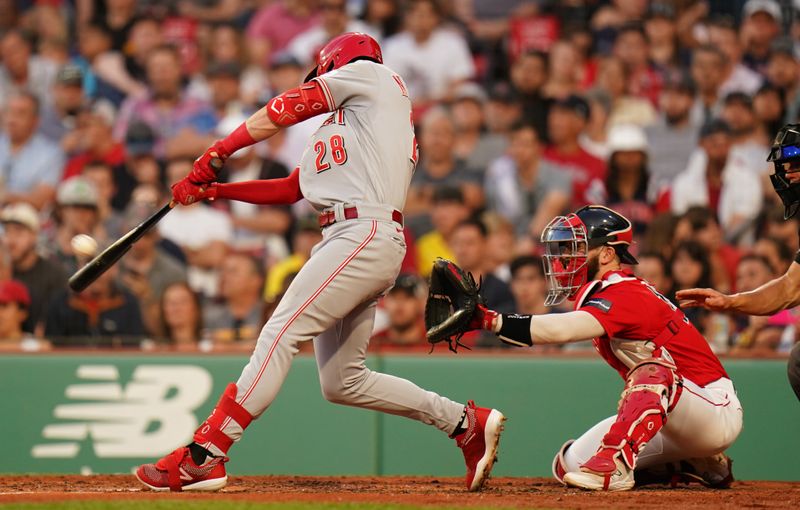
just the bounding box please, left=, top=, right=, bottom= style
left=135, top=33, right=505, bottom=493
left=678, top=122, right=800, bottom=401
left=453, top=206, right=743, bottom=491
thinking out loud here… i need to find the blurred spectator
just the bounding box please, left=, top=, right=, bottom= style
left=450, top=219, right=515, bottom=313
left=644, top=2, right=680, bottom=73
left=641, top=212, right=679, bottom=262
left=762, top=205, right=800, bottom=253
left=177, top=0, right=245, bottom=24
left=543, top=94, right=606, bottom=207
left=204, top=253, right=266, bottom=346
left=594, top=55, right=656, bottom=127
left=590, top=0, right=649, bottom=54
left=372, top=273, right=427, bottom=348
left=0, top=29, right=57, bottom=109
left=118, top=16, right=163, bottom=87
left=0, top=92, right=65, bottom=210
left=669, top=240, right=714, bottom=329
left=768, top=39, right=800, bottom=124
left=483, top=213, right=516, bottom=282
left=90, top=0, right=140, bottom=52
left=613, top=22, right=661, bottom=107
left=509, top=50, right=549, bottom=142
left=580, top=88, right=613, bottom=159
left=407, top=108, right=483, bottom=216
left=82, top=161, right=125, bottom=239
left=509, top=255, right=548, bottom=316
left=541, top=40, right=583, bottom=101
left=484, top=83, right=522, bottom=136
left=451, top=83, right=507, bottom=172
left=74, top=22, right=132, bottom=105
left=159, top=158, right=232, bottom=297
left=113, top=44, right=216, bottom=160
left=706, top=16, right=763, bottom=98
left=359, top=0, right=402, bottom=40
left=246, top=0, right=318, bottom=67
left=118, top=202, right=188, bottom=336
left=689, top=45, right=726, bottom=127
left=721, top=92, right=770, bottom=178
left=605, top=124, right=653, bottom=235
left=288, top=0, right=377, bottom=66
left=383, top=0, right=475, bottom=105
left=674, top=207, right=740, bottom=295
left=45, top=257, right=144, bottom=348
left=123, top=121, right=161, bottom=188
left=753, top=83, right=785, bottom=139
left=50, top=177, right=104, bottom=276
left=0, top=280, right=44, bottom=351
left=158, top=281, right=208, bottom=351
left=264, top=215, right=321, bottom=303
left=671, top=120, right=762, bottom=243
left=39, top=65, right=86, bottom=148
left=485, top=122, right=570, bottom=238
left=1, top=203, right=66, bottom=335
left=415, top=186, right=469, bottom=278
left=753, top=236, right=795, bottom=276
left=635, top=252, right=672, bottom=297
left=740, top=0, right=782, bottom=74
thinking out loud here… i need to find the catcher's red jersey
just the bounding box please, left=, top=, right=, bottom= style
left=574, top=270, right=728, bottom=387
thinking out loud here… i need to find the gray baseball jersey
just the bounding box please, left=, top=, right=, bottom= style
left=299, top=60, right=418, bottom=211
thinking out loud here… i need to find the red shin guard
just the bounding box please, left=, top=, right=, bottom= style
left=193, top=383, right=254, bottom=454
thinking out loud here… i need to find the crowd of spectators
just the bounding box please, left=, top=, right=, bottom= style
left=1, top=0, right=800, bottom=357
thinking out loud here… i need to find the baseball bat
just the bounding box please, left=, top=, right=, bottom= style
left=68, top=158, right=223, bottom=292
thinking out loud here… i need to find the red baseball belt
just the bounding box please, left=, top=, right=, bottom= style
left=318, top=206, right=403, bottom=229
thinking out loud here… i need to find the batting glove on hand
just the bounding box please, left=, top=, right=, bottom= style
left=188, top=141, right=227, bottom=184
left=171, top=177, right=219, bottom=206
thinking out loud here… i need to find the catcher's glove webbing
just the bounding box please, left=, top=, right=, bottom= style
left=425, top=258, right=481, bottom=353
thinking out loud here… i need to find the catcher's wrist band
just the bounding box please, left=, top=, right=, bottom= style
left=497, top=314, right=533, bottom=347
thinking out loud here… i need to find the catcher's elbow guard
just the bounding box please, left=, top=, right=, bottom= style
left=267, top=81, right=332, bottom=127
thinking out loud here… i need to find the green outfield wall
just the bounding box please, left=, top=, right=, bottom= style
left=2, top=354, right=798, bottom=480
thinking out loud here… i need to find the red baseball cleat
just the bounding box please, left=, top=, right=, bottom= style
left=454, top=400, right=506, bottom=491
left=135, top=446, right=228, bottom=492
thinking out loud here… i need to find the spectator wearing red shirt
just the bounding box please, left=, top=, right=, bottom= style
left=543, top=95, right=606, bottom=207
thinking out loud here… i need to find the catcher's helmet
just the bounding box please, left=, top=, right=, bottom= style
left=304, top=32, right=383, bottom=83
left=540, top=205, right=638, bottom=306
left=767, top=123, right=800, bottom=219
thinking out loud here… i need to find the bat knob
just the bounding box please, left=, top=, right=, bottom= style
left=210, top=157, right=224, bottom=172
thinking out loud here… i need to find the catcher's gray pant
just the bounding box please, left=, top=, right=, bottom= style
left=210, top=218, right=465, bottom=453
left=559, top=377, right=743, bottom=473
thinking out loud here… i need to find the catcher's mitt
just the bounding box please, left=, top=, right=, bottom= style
left=425, top=258, right=481, bottom=352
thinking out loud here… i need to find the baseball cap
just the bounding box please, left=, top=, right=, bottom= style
left=57, top=176, right=99, bottom=207
left=432, top=185, right=465, bottom=205
left=56, top=64, right=84, bottom=87
left=0, top=280, right=31, bottom=308
left=607, top=124, right=648, bottom=153
left=389, top=273, right=424, bottom=297
left=743, top=0, right=782, bottom=22
left=551, top=94, right=590, bottom=121
left=647, top=2, right=676, bottom=20
left=0, top=202, right=40, bottom=232
left=723, top=91, right=754, bottom=108
left=206, top=60, right=242, bottom=79
left=125, top=121, right=155, bottom=157
left=270, top=51, right=302, bottom=70
left=453, top=82, right=487, bottom=104
left=487, top=82, right=517, bottom=104
left=699, top=119, right=733, bottom=139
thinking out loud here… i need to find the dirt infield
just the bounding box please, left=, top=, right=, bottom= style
left=1, top=475, right=798, bottom=509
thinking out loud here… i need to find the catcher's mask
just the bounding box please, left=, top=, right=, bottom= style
left=540, top=205, right=638, bottom=306
left=768, top=123, right=800, bottom=219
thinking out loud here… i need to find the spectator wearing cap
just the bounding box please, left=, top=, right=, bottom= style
left=594, top=56, right=657, bottom=127
left=415, top=186, right=469, bottom=278
left=645, top=72, right=699, bottom=201
left=604, top=124, right=654, bottom=235
left=484, top=83, right=522, bottom=136
left=383, top=0, right=475, bottom=105
left=287, top=0, right=377, bottom=66
left=741, top=0, right=783, bottom=74
left=39, top=65, right=86, bottom=147
left=246, top=0, right=319, bottom=68
left=0, top=280, right=45, bottom=352
left=721, top=92, right=771, bottom=178
left=0, top=92, right=65, bottom=211
left=0, top=29, right=58, bottom=110
left=159, top=158, right=233, bottom=298
left=451, top=83, right=508, bottom=172
left=542, top=94, right=607, bottom=208
left=509, top=50, right=550, bottom=142
left=689, top=45, right=727, bottom=127
left=485, top=122, right=570, bottom=239
left=264, top=215, right=322, bottom=304
left=205, top=60, right=247, bottom=121
left=113, top=45, right=217, bottom=161
left=371, top=273, right=427, bottom=349
left=613, top=22, right=662, bottom=108
left=671, top=120, right=762, bottom=243
left=706, top=16, right=763, bottom=98
left=1, top=203, right=66, bottom=335
left=50, top=176, right=104, bottom=275
left=768, top=39, right=800, bottom=124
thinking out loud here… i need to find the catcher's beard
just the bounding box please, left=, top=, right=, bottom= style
left=586, top=252, right=601, bottom=283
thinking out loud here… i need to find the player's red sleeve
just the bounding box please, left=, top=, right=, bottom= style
left=266, top=81, right=333, bottom=127
left=214, top=168, right=303, bottom=205
left=577, top=286, right=638, bottom=338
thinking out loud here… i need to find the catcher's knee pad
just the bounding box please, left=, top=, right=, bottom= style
left=193, top=383, right=253, bottom=454
left=552, top=439, right=575, bottom=484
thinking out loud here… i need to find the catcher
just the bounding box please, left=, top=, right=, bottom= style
left=427, top=205, right=743, bottom=491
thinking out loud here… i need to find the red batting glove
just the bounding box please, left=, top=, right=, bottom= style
left=468, top=304, right=499, bottom=332
left=171, top=177, right=219, bottom=206
left=188, top=140, right=227, bottom=184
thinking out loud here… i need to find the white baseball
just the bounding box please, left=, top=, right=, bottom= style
left=71, top=234, right=98, bottom=257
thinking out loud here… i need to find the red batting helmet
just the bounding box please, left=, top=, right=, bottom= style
left=304, top=32, right=383, bottom=83
left=540, top=205, right=637, bottom=306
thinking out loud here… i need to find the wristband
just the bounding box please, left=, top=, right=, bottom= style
left=218, top=122, right=256, bottom=158
left=497, top=314, right=533, bottom=347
